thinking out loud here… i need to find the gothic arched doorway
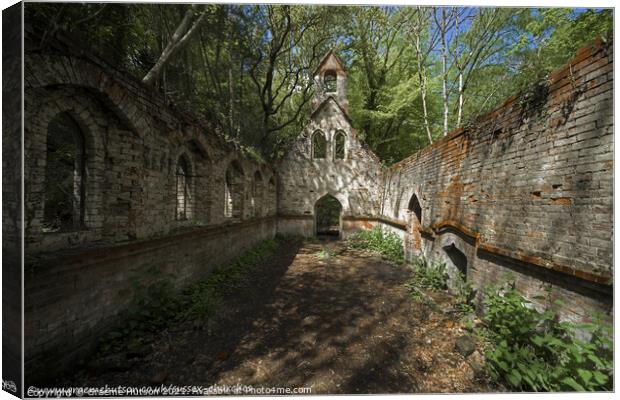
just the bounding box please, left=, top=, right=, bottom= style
left=407, top=193, right=423, bottom=258
left=315, top=194, right=342, bottom=239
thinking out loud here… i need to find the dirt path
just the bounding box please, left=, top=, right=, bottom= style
left=62, top=239, right=495, bottom=394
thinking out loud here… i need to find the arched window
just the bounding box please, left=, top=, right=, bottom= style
left=324, top=70, right=337, bottom=93
left=43, top=112, right=86, bottom=233
left=176, top=155, right=192, bottom=220
left=334, top=130, right=346, bottom=160
left=312, top=130, right=327, bottom=159
left=225, top=160, right=244, bottom=220
left=408, top=193, right=422, bottom=224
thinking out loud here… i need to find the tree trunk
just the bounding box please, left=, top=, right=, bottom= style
left=143, top=6, right=207, bottom=85
left=441, top=8, right=449, bottom=136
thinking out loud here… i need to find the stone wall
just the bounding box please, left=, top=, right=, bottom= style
left=277, top=51, right=383, bottom=238
left=379, top=38, right=613, bottom=322
left=25, top=217, right=276, bottom=383
left=276, top=98, right=382, bottom=237
left=23, top=32, right=278, bottom=382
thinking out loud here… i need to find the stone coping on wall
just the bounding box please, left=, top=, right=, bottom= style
left=369, top=214, right=612, bottom=286
left=26, top=216, right=277, bottom=274
left=427, top=219, right=611, bottom=285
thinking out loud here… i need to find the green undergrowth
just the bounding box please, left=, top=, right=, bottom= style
left=368, top=241, right=614, bottom=393
left=403, top=259, right=613, bottom=392
left=480, top=284, right=613, bottom=392
left=97, top=238, right=281, bottom=355
left=346, top=226, right=404, bottom=264
left=405, top=256, right=448, bottom=299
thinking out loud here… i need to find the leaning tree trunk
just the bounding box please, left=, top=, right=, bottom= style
left=143, top=6, right=207, bottom=85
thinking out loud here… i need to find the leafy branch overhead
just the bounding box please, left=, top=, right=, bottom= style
left=26, top=4, right=612, bottom=163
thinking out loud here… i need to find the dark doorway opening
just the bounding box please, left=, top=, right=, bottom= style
left=315, top=195, right=342, bottom=239
left=443, top=243, right=468, bottom=275
left=408, top=193, right=422, bottom=224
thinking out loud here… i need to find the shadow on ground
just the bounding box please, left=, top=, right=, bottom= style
left=59, top=239, right=494, bottom=394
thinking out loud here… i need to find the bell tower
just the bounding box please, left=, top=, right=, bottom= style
left=313, top=50, right=348, bottom=114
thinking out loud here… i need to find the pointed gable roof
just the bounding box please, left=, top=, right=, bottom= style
left=310, top=96, right=351, bottom=123
left=313, top=49, right=346, bottom=77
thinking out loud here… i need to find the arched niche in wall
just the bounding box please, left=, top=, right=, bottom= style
left=406, top=192, right=423, bottom=257
left=268, top=176, right=276, bottom=216
left=225, top=160, right=245, bottom=220
left=443, top=242, right=468, bottom=276
left=408, top=193, right=422, bottom=224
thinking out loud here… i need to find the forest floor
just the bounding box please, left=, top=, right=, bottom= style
left=60, top=238, right=499, bottom=394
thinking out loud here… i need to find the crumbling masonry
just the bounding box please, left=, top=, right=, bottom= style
left=11, top=33, right=613, bottom=381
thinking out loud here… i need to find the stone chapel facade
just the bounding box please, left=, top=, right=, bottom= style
left=277, top=51, right=383, bottom=238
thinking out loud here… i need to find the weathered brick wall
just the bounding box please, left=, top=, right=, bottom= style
left=25, top=217, right=276, bottom=383
left=25, top=36, right=277, bottom=252
left=379, top=39, right=613, bottom=322
left=23, top=32, right=278, bottom=380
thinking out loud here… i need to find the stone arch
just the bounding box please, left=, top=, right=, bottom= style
left=314, top=194, right=343, bottom=239
left=25, top=54, right=151, bottom=137
left=224, top=160, right=245, bottom=220
left=27, top=93, right=107, bottom=244
left=312, top=130, right=327, bottom=159
left=334, top=130, right=346, bottom=160
left=406, top=192, right=423, bottom=258
left=408, top=192, right=422, bottom=224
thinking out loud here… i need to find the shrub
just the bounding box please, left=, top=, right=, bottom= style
left=407, top=256, right=448, bottom=291
left=347, top=226, right=404, bottom=264
left=453, top=272, right=476, bottom=314
left=98, top=238, right=280, bottom=353
left=482, top=285, right=613, bottom=392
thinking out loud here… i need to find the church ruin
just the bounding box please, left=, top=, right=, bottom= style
left=4, top=26, right=613, bottom=383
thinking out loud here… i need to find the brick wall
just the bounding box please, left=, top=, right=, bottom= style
left=25, top=217, right=276, bottom=383
left=23, top=32, right=279, bottom=381
left=379, top=38, right=613, bottom=322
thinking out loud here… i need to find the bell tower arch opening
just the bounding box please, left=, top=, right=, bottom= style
left=314, top=194, right=342, bottom=239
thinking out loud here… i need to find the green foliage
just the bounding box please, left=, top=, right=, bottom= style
left=481, top=285, right=613, bottom=392
left=453, top=272, right=476, bottom=314
left=346, top=226, right=404, bottom=264
left=98, top=238, right=279, bottom=354
left=406, top=257, right=448, bottom=293
left=25, top=3, right=613, bottom=163
left=316, top=246, right=336, bottom=259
